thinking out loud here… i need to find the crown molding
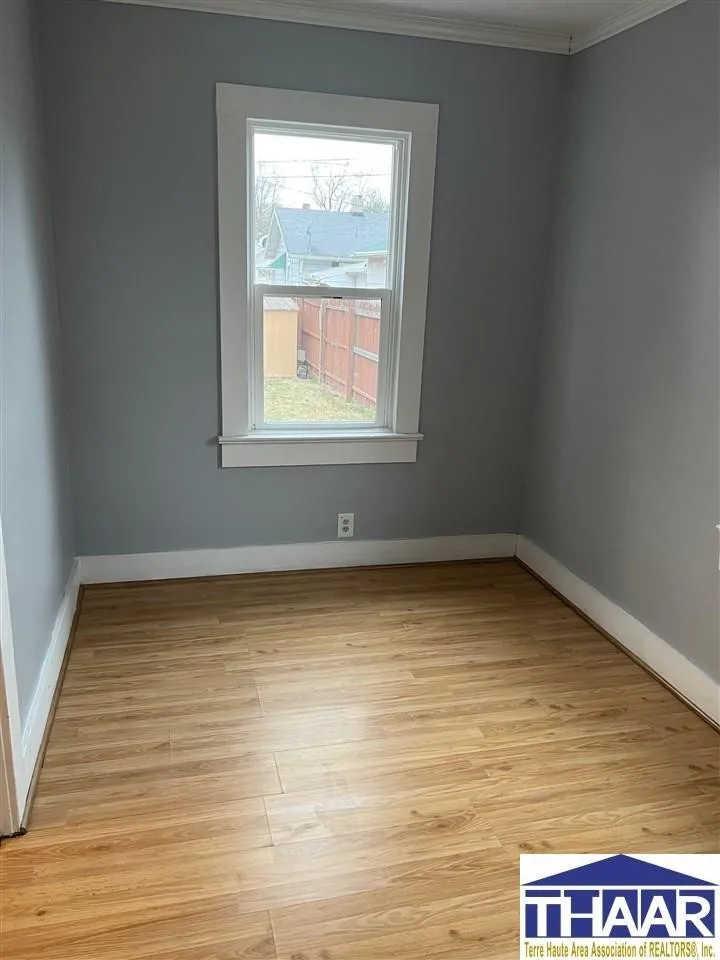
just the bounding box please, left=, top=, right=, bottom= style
left=100, top=0, right=688, bottom=56
left=99, top=0, right=572, bottom=54
left=570, top=0, right=687, bottom=53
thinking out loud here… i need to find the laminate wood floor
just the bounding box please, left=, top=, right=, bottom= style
left=1, top=560, right=718, bottom=959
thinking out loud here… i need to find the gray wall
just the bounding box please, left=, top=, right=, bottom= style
left=0, top=0, right=75, bottom=721
left=524, top=0, right=720, bottom=680
left=36, top=0, right=565, bottom=556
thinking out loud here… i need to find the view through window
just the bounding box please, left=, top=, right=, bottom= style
left=262, top=294, right=382, bottom=424
left=251, top=129, right=397, bottom=426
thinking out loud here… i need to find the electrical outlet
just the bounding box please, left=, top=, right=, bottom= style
left=337, top=513, right=355, bottom=539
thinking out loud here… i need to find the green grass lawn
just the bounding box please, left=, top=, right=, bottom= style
left=264, top=377, right=375, bottom=423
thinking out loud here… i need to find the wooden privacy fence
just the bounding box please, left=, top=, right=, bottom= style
left=298, top=297, right=380, bottom=408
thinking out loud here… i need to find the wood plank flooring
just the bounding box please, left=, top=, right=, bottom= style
left=0, top=560, right=718, bottom=959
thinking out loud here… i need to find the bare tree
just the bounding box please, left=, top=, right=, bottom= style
left=308, top=166, right=391, bottom=213
left=358, top=186, right=390, bottom=214
left=309, top=163, right=365, bottom=212
left=255, top=169, right=281, bottom=237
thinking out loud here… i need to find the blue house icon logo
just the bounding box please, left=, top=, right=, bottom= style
left=521, top=855, right=718, bottom=941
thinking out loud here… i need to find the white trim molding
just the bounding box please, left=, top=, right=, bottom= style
left=517, top=537, right=720, bottom=725
left=19, top=561, right=81, bottom=813
left=570, top=0, right=688, bottom=52
left=101, top=0, right=688, bottom=55
left=78, top=533, right=517, bottom=584
left=219, top=431, right=422, bottom=467
left=0, top=518, right=22, bottom=834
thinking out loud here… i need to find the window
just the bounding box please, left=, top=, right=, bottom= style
left=217, top=84, right=438, bottom=467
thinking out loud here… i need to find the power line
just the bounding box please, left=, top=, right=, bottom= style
left=256, top=172, right=391, bottom=180
left=257, top=157, right=386, bottom=164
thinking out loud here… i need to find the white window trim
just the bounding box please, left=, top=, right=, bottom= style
left=216, top=83, right=438, bottom=467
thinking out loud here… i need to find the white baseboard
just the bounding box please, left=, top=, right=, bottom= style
left=516, top=536, right=720, bottom=725
left=19, top=560, right=81, bottom=807
left=78, top=533, right=517, bottom=584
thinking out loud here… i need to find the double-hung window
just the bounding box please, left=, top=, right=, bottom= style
left=216, top=84, right=438, bottom=467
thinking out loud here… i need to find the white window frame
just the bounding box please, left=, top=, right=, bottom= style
left=216, top=83, right=438, bottom=467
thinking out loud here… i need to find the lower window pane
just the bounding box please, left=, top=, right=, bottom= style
left=263, top=295, right=381, bottom=424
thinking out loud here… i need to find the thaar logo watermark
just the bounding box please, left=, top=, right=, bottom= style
left=520, top=855, right=719, bottom=959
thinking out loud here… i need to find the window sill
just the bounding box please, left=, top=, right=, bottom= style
left=219, top=431, right=422, bottom=467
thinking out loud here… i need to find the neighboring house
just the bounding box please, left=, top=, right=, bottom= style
left=259, top=207, right=389, bottom=288
left=309, top=241, right=389, bottom=288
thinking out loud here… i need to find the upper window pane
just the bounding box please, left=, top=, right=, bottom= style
left=252, top=130, right=395, bottom=289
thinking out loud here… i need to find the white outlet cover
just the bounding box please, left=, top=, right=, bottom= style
left=337, top=513, right=355, bottom=538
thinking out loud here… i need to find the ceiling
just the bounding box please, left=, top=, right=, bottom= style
left=104, top=0, right=688, bottom=53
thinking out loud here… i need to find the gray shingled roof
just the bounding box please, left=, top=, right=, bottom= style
left=274, top=208, right=389, bottom=259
